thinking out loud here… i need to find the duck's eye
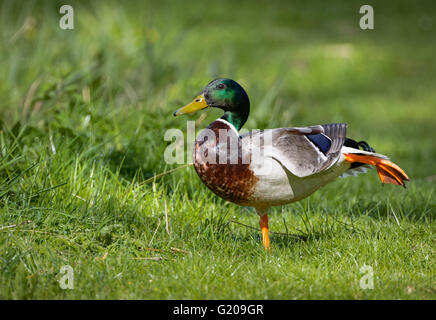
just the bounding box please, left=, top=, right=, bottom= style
left=216, top=83, right=225, bottom=90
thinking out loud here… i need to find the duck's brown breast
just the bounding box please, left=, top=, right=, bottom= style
left=193, top=120, right=258, bottom=205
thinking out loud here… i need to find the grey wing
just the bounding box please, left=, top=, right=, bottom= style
left=241, top=123, right=347, bottom=177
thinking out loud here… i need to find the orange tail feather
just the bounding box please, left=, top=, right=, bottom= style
left=344, top=154, right=409, bottom=187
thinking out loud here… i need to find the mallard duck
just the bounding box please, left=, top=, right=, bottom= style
left=173, top=78, right=409, bottom=249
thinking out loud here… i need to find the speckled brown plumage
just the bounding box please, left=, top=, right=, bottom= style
left=193, top=120, right=258, bottom=205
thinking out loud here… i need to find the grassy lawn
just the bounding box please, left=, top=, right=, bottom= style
left=0, top=0, right=435, bottom=299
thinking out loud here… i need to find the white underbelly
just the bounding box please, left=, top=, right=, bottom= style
left=250, top=156, right=349, bottom=207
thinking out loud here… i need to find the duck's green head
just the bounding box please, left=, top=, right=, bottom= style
left=173, top=78, right=250, bottom=131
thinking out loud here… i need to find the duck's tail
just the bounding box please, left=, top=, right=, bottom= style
left=343, top=151, right=409, bottom=187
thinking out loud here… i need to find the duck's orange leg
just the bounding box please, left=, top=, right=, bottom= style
left=344, top=154, right=409, bottom=187
left=259, top=214, right=270, bottom=250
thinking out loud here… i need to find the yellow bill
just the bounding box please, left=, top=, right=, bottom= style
left=173, top=94, right=209, bottom=116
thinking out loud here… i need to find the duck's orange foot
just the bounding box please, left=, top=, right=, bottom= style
left=259, top=214, right=270, bottom=251
left=344, top=153, right=409, bottom=187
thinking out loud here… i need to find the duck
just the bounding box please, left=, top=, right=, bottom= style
left=173, top=78, right=409, bottom=249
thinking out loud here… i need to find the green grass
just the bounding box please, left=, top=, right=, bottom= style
left=0, top=0, right=435, bottom=299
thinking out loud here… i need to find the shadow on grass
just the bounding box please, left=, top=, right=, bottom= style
left=349, top=199, right=433, bottom=222
left=228, top=219, right=333, bottom=250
